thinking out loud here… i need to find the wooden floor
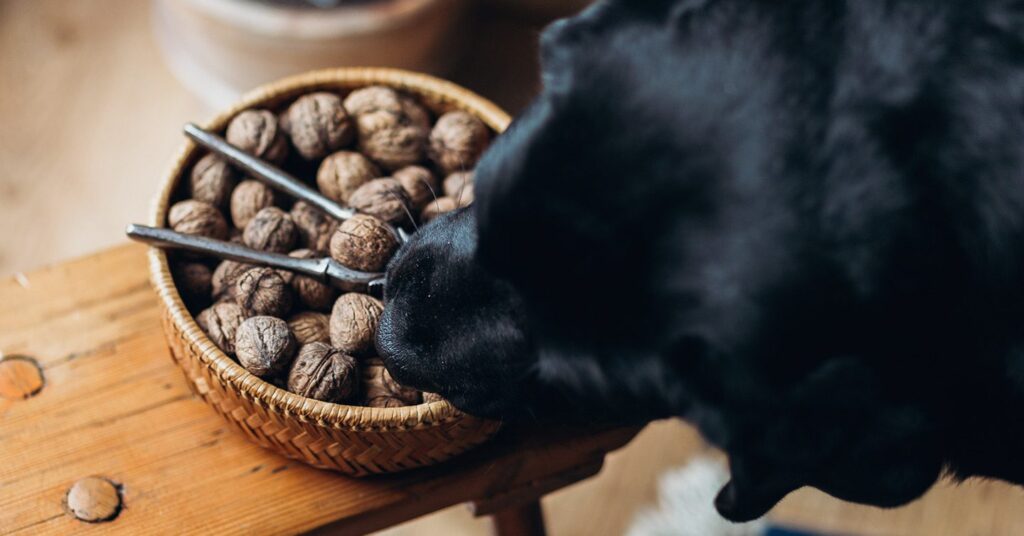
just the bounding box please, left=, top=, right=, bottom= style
left=3, top=1, right=1024, bottom=534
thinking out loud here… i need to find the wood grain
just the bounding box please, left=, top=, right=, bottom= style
left=0, top=0, right=205, bottom=277
left=0, top=0, right=545, bottom=278
left=1, top=245, right=1023, bottom=536
left=0, top=243, right=639, bottom=535
left=5, top=2, right=1024, bottom=534
left=0, top=356, right=45, bottom=400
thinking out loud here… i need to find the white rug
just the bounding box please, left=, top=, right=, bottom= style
left=627, top=457, right=767, bottom=536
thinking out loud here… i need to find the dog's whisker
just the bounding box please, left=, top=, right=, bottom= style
left=388, top=190, right=419, bottom=231
left=431, top=192, right=442, bottom=216
left=423, top=178, right=439, bottom=205
left=456, top=176, right=469, bottom=207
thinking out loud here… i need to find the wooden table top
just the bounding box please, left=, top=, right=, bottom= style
left=0, top=244, right=639, bottom=535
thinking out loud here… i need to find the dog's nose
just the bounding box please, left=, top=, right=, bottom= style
left=374, top=305, right=439, bottom=394
left=374, top=306, right=399, bottom=368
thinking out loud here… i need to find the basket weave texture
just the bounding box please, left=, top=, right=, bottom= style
left=148, top=68, right=508, bottom=475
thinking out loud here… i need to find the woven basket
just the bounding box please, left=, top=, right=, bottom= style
left=148, top=68, right=507, bottom=476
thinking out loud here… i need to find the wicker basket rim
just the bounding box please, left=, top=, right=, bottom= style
left=148, top=67, right=511, bottom=429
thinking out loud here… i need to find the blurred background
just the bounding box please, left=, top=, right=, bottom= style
left=2, top=1, right=1023, bottom=534
left=0, top=0, right=587, bottom=277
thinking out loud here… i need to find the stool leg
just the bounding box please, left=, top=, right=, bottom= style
left=489, top=500, right=547, bottom=536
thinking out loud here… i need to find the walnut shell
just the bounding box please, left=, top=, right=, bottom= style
left=287, top=342, right=358, bottom=402
left=189, top=154, right=237, bottom=209
left=288, top=249, right=338, bottom=311
left=234, top=267, right=294, bottom=318
left=342, top=86, right=405, bottom=117
left=393, top=165, right=439, bottom=211
left=363, top=359, right=422, bottom=407
left=230, top=179, right=276, bottom=229
left=212, top=260, right=255, bottom=301
left=243, top=207, right=297, bottom=254
left=423, top=392, right=445, bottom=404
left=400, top=96, right=432, bottom=131
left=290, top=201, right=339, bottom=254
left=344, top=86, right=429, bottom=171
left=196, top=301, right=245, bottom=355
left=235, top=316, right=296, bottom=378
left=348, top=178, right=413, bottom=225
left=343, top=87, right=431, bottom=128
left=168, top=200, right=228, bottom=240
left=330, top=293, right=383, bottom=357
left=420, top=197, right=460, bottom=223
left=283, top=92, right=354, bottom=160
left=329, top=214, right=399, bottom=272
left=356, top=114, right=428, bottom=171
left=287, top=311, right=331, bottom=345
left=316, top=151, right=381, bottom=204
left=443, top=171, right=475, bottom=206
left=429, top=111, right=490, bottom=174
left=174, top=262, right=213, bottom=304
left=225, top=109, right=289, bottom=164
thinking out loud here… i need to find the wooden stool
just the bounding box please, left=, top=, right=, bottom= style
left=0, top=244, right=640, bottom=535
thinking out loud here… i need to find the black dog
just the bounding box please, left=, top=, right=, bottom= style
left=377, top=0, right=1024, bottom=522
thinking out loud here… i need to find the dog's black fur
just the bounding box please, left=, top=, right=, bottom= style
left=376, top=0, right=1024, bottom=522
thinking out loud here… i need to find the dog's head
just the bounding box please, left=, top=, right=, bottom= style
left=379, top=0, right=1021, bottom=522
left=380, top=0, right=709, bottom=423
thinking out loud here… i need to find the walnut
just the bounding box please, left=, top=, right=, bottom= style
left=212, top=260, right=255, bottom=300
left=423, top=392, right=445, bottom=404
left=289, top=201, right=339, bottom=254
left=443, top=171, right=475, bottom=206
left=230, top=179, right=276, bottom=229
left=234, top=267, right=294, bottom=318
left=329, top=293, right=383, bottom=357
left=344, top=86, right=429, bottom=171
left=400, top=96, right=432, bottom=131
left=288, top=249, right=338, bottom=310
left=356, top=115, right=428, bottom=171
left=348, top=178, right=413, bottom=225
left=420, top=197, right=459, bottom=223
left=342, top=86, right=405, bottom=117
left=329, top=214, right=400, bottom=272
left=393, top=165, right=439, bottom=211
left=235, top=316, right=296, bottom=378
left=344, top=88, right=431, bottom=130
left=316, top=151, right=381, bottom=204
left=189, top=154, right=237, bottom=208
left=168, top=200, right=228, bottom=240
left=196, top=301, right=246, bottom=355
left=225, top=109, right=289, bottom=164
left=429, top=111, right=490, bottom=174
left=174, top=262, right=212, bottom=304
left=287, top=342, right=358, bottom=403
left=287, top=311, right=331, bottom=345
left=362, top=359, right=422, bottom=407
left=243, top=207, right=297, bottom=254
left=282, top=92, right=354, bottom=160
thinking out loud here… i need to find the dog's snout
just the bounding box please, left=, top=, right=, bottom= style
left=376, top=304, right=437, bottom=394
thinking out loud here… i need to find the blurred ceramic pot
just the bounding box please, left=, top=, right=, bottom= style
left=482, top=0, right=592, bottom=19
left=153, top=0, right=469, bottom=108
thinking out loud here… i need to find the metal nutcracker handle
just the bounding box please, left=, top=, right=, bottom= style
left=125, top=224, right=385, bottom=294
left=183, top=123, right=410, bottom=243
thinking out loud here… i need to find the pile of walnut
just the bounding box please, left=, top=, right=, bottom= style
left=168, top=86, right=490, bottom=407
